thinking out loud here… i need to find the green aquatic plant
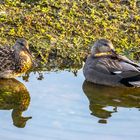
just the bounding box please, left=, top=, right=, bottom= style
left=0, top=0, right=140, bottom=69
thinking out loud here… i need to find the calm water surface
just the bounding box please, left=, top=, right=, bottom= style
left=0, top=69, right=140, bottom=140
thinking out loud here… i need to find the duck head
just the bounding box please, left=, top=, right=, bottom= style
left=13, top=38, right=35, bottom=67
left=13, top=38, right=31, bottom=55
left=91, top=39, right=116, bottom=57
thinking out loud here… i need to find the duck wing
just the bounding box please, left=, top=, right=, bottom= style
left=96, top=56, right=140, bottom=78
left=95, top=56, right=140, bottom=87
left=0, top=47, right=15, bottom=71
left=117, top=55, right=140, bottom=69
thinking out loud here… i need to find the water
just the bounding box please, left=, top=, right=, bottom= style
left=0, top=69, right=140, bottom=140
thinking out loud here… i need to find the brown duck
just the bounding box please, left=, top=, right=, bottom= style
left=0, top=39, right=33, bottom=78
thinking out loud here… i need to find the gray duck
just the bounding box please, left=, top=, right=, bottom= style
left=83, top=39, right=140, bottom=87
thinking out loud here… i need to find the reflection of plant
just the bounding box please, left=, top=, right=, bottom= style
left=0, top=0, right=140, bottom=66
left=0, top=79, right=31, bottom=128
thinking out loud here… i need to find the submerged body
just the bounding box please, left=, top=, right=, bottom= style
left=0, top=39, right=33, bottom=78
left=83, top=39, right=140, bottom=87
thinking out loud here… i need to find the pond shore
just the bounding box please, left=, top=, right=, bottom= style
left=0, top=0, right=140, bottom=69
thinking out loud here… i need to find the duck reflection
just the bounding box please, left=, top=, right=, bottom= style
left=0, top=79, right=31, bottom=128
left=82, top=81, right=140, bottom=124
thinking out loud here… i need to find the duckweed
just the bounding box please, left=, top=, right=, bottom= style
left=0, top=0, right=140, bottom=70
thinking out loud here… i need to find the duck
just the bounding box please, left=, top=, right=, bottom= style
left=83, top=39, right=140, bottom=87
left=0, top=38, right=33, bottom=78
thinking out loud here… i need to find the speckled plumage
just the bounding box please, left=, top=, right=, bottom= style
left=0, top=39, right=33, bottom=78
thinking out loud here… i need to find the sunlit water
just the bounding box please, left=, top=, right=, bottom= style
left=0, top=69, right=140, bottom=140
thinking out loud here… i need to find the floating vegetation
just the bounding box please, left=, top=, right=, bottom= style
left=0, top=0, right=140, bottom=70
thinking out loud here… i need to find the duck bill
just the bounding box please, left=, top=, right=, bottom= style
left=111, top=49, right=118, bottom=56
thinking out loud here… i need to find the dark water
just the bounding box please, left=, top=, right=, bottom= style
left=0, top=70, right=140, bottom=140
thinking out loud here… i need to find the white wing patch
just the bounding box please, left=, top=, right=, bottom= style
left=113, top=71, right=122, bottom=74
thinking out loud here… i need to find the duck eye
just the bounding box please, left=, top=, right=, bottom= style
left=102, top=43, right=108, bottom=46
left=18, top=42, right=25, bottom=46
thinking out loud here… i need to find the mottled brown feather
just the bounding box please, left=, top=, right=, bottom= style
left=0, top=39, right=33, bottom=78
left=0, top=47, right=15, bottom=71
